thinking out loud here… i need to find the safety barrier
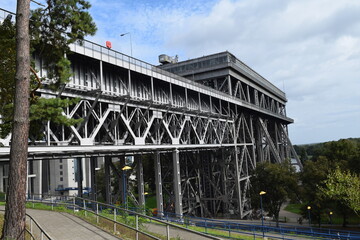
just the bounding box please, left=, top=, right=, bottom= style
left=22, top=194, right=360, bottom=240
left=25, top=194, right=222, bottom=240
left=0, top=209, right=53, bottom=240
left=154, top=210, right=360, bottom=240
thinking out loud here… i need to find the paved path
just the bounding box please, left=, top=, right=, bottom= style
left=279, top=203, right=303, bottom=224
left=145, top=223, right=215, bottom=240
left=0, top=207, right=120, bottom=240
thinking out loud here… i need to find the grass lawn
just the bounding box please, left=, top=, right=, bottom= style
left=284, top=203, right=303, bottom=214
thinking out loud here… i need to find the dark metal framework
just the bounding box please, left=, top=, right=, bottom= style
left=0, top=8, right=300, bottom=219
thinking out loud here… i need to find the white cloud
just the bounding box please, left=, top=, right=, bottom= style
left=159, top=0, right=360, bottom=144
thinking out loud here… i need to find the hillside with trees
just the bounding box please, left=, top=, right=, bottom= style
left=251, top=138, right=360, bottom=227
left=295, top=138, right=360, bottom=226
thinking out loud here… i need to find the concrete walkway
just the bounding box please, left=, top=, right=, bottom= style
left=0, top=207, right=120, bottom=240
left=145, top=223, right=215, bottom=240
left=279, top=203, right=303, bottom=224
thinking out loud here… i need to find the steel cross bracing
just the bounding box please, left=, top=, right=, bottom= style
left=0, top=10, right=301, bottom=218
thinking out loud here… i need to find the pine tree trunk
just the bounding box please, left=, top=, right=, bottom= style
left=1, top=0, right=31, bottom=239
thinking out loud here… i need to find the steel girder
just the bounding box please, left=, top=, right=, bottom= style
left=0, top=26, right=301, bottom=219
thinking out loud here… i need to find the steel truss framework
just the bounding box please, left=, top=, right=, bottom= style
left=0, top=9, right=300, bottom=218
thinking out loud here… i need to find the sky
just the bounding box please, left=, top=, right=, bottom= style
left=2, top=0, right=360, bottom=144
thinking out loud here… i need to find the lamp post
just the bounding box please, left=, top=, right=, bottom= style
left=120, top=32, right=133, bottom=57
left=144, top=192, right=148, bottom=212
left=144, top=192, right=148, bottom=202
left=122, top=165, right=132, bottom=209
left=329, top=211, right=333, bottom=224
left=259, top=191, right=266, bottom=238
left=307, top=206, right=311, bottom=226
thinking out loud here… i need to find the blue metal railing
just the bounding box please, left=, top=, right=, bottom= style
left=23, top=194, right=360, bottom=239
left=25, top=194, right=223, bottom=240
left=151, top=209, right=360, bottom=240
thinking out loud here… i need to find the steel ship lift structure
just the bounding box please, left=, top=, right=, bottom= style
left=0, top=8, right=301, bottom=219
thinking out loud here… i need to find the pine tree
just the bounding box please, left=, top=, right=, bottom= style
left=2, top=1, right=31, bottom=239
left=1, top=1, right=97, bottom=238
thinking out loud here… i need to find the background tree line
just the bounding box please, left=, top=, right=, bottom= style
left=251, top=138, right=360, bottom=227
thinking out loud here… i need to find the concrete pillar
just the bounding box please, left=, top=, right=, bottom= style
left=76, top=158, right=83, bottom=197
left=136, top=155, right=145, bottom=207
left=154, top=152, right=164, bottom=217
left=172, top=149, right=183, bottom=219
left=104, top=157, right=111, bottom=204
left=84, top=157, right=90, bottom=192
left=32, top=160, right=42, bottom=197
left=0, top=164, right=3, bottom=193
left=90, top=157, right=97, bottom=201
left=26, top=161, right=29, bottom=198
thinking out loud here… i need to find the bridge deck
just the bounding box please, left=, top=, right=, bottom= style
left=0, top=143, right=237, bottom=161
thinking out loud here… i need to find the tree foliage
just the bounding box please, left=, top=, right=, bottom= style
left=30, top=0, right=96, bottom=88
left=320, top=168, right=360, bottom=215
left=0, top=16, right=16, bottom=138
left=297, top=138, right=360, bottom=225
left=299, top=157, right=333, bottom=225
left=250, top=161, right=298, bottom=226
left=0, top=1, right=97, bottom=140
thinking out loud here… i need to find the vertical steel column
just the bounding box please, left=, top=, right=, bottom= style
left=77, top=158, right=83, bottom=197
left=172, top=149, right=183, bottom=219
left=128, top=69, right=132, bottom=97
left=233, top=123, right=243, bottom=217
left=154, top=152, right=164, bottom=217
left=150, top=76, right=154, bottom=101
left=228, top=75, right=232, bottom=96
left=198, top=92, right=201, bottom=111
left=221, top=149, right=229, bottom=214
left=136, top=155, right=145, bottom=207
left=104, top=157, right=111, bottom=204
left=169, top=83, right=173, bottom=105
left=120, top=157, right=125, bottom=205
left=0, top=164, right=3, bottom=192
left=246, top=85, right=250, bottom=103
left=99, top=60, right=103, bottom=91
left=197, top=152, right=205, bottom=217
left=256, top=118, right=264, bottom=163
left=90, top=157, right=97, bottom=201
